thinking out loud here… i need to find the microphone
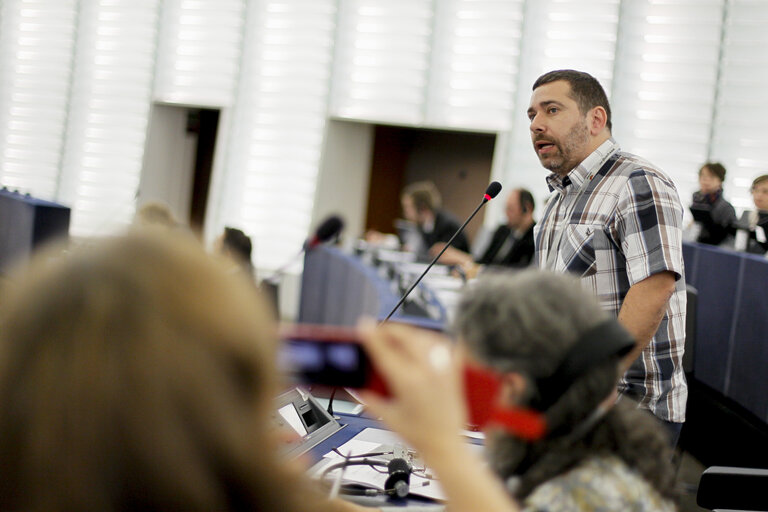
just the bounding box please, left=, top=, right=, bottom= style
left=382, top=181, right=502, bottom=322
left=384, top=443, right=412, bottom=498
left=264, top=215, right=345, bottom=284
left=304, top=215, right=344, bottom=250
left=384, top=457, right=412, bottom=498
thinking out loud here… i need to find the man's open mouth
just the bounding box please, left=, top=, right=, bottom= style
left=535, top=140, right=556, bottom=154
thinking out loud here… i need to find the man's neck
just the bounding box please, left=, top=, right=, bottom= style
left=557, top=133, right=612, bottom=177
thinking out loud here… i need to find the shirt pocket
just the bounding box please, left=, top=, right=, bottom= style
left=561, top=224, right=598, bottom=278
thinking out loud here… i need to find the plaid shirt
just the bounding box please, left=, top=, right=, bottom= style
left=535, top=138, right=687, bottom=423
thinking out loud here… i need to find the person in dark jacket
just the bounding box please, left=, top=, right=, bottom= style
left=433, top=188, right=536, bottom=275
left=690, top=162, right=737, bottom=246
left=401, top=180, right=470, bottom=257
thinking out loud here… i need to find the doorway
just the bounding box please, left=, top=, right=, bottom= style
left=139, top=104, right=220, bottom=230
left=365, top=125, right=496, bottom=245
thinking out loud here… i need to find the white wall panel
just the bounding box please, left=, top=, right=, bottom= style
left=611, top=0, right=724, bottom=217
left=425, top=0, right=525, bottom=131
left=330, top=0, right=433, bottom=125
left=153, top=0, right=245, bottom=107
left=214, top=0, right=337, bottom=270
left=0, top=0, right=78, bottom=199
left=711, top=0, right=768, bottom=212
left=58, top=0, right=160, bottom=236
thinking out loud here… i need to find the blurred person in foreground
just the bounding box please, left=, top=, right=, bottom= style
left=361, top=271, right=677, bottom=512
left=0, top=230, right=362, bottom=512
left=432, top=188, right=536, bottom=278
left=689, top=162, right=737, bottom=246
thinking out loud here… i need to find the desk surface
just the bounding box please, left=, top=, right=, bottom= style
left=307, top=411, right=483, bottom=509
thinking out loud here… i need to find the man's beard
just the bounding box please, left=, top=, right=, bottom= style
left=536, top=121, right=590, bottom=175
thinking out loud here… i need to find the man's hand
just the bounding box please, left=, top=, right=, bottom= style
left=429, top=243, right=473, bottom=266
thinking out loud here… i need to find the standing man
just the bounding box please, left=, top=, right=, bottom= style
left=528, top=69, right=687, bottom=443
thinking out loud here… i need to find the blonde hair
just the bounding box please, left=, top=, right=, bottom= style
left=0, top=232, right=326, bottom=511
left=134, top=201, right=178, bottom=228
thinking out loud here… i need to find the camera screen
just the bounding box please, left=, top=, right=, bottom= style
left=281, top=338, right=369, bottom=388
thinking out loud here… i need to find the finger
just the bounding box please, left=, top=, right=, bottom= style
left=358, top=320, right=415, bottom=390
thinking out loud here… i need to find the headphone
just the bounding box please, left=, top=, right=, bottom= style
left=322, top=450, right=415, bottom=498
left=530, top=319, right=635, bottom=411
left=384, top=457, right=412, bottom=498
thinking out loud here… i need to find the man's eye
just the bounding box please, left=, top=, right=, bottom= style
left=548, top=107, right=558, bottom=114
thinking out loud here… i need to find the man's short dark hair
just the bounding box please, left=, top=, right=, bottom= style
left=517, top=188, right=535, bottom=214
left=533, top=69, right=612, bottom=132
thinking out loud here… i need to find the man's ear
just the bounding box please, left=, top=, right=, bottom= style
left=589, top=106, right=608, bottom=135
left=499, top=372, right=528, bottom=406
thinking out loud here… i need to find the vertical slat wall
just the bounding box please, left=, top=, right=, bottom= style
left=424, top=0, right=525, bottom=132
left=611, top=0, right=724, bottom=216
left=329, top=0, right=433, bottom=126
left=215, top=0, right=337, bottom=269
left=0, top=0, right=78, bottom=199
left=57, top=0, right=160, bottom=236
left=153, top=0, right=246, bottom=107
left=711, top=0, right=768, bottom=211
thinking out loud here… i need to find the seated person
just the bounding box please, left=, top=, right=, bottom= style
left=689, top=162, right=737, bottom=246
left=432, top=188, right=536, bottom=275
left=400, top=180, right=470, bottom=258
left=736, top=174, right=768, bottom=255
left=0, top=231, right=363, bottom=512
left=360, top=270, right=677, bottom=512
left=216, top=226, right=255, bottom=278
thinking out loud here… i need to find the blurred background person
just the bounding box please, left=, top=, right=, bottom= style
left=0, top=231, right=362, bottom=512
left=216, top=226, right=255, bottom=279
left=689, top=162, right=737, bottom=246
left=361, top=270, right=677, bottom=512
left=433, top=188, right=536, bottom=276
left=734, top=174, right=768, bottom=255
left=400, top=180, right=470, bottom=258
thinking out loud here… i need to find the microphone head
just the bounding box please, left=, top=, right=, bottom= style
left=305, top=215, right=344, bottom=250
left=315, top=215, right=344, bottom=242
left=484, top=181, right=502, bottom=200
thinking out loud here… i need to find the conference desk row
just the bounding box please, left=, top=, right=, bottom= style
left=682, top=241, right=768, bottom=425
left=299, top=243, right=768, bottom=427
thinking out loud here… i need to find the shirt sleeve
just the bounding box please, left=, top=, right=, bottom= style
left=614, top=169, right=685, bottom=286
